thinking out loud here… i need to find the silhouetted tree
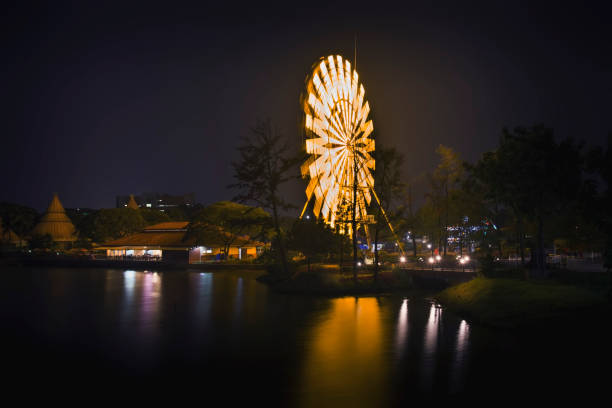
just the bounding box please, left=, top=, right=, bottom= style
left=467, top=125, right=585, bottom=277
left=89, top=208, right=145, bottom=242
left=186, top=201, right=270, bottom=258
left=423, top=145, right=464, bottom=256
left=288, top=218, right=336, bottom=273
left=0, top=202, right=38, bottom=240
left=372, top=146, right=405, bottom=278
left=140, top=208, right=171, bottom=225
left=230, top=119, right=299, bottom=276
left=587, top=133, right=612, bottom=295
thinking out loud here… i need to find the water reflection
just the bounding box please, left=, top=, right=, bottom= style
left=300, top=297, right=389, bottom=407
left=421, top=303, right=442, bottom=391
left=395, top=298, right=409, bottom=358
left=138, top=272, right=161, bottom=335
left=3, top=268, right=490, bottom=401
left=234, top=277, right=243, bottom=320
left=450, top=320, right=470, bottom=393
left=121, top=270, right=137, bottom=326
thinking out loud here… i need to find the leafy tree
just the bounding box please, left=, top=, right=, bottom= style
left=230, top=119, right=299, bottom=275
left=395, top=181, right=426, bottom=258
left=0, top=202, right=38, bottom=240
left=332, top=196, right=353, bottom=269
left=421, top=146, right=465, bottom=256
left=140, top=208, right=171, bottom=225
left=288, top=218, right=336, bottom=273
left=90, top=208, right=145, bottom=242
left=467, top=125, right=585, bottom=277
left=165, top=207, right=187, bottom=221
left=29, top=233, right=55, bottom=250
left=587, top=133, right=612, bottom=280
left=371, top=146, right=405, bottom=278
left=186, top=201, right=270, bottom=258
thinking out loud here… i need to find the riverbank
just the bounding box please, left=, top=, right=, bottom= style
left=0, top=254, right=266, bottom=271
left=257, top=265, right=476, bottom=296
left=434, top=277, right=609, bottom=328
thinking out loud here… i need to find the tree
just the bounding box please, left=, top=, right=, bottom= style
left=89, top=208, right=146, bottom=242
left=186, top=201, right=270, bottom=259
left=371, top=146, right=405, bottom=278
left=139, top=208, right=171, bottom=225
left=587, top=133, right=612, bottom=290
left=0, top=202, right=38, bottom=241
left=230, top=119, right=299, bottom=275
left=467, top=125, right=585, bottom=277
left=288, top=218, right=336, bottom=273
left=28, top=233, right=55, bottom=250
left=423, top=145, right=464, bottom=256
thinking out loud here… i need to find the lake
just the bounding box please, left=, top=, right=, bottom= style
left=1, top=267, right=609, bottom=404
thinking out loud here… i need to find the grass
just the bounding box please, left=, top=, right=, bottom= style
left=435, top=277, right=608, bottom=328
left=258, top=265, right=416, bottom=296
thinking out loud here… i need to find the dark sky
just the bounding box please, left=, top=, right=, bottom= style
left=3, top=1, right=611, bottom=211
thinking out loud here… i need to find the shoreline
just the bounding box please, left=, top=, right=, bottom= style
left=433, top=277, right=610, bottom=329
left=0, top=255, right=266, bottom=271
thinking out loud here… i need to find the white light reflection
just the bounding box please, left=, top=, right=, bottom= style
left=121, top=270, right=138, bottom=328
left=123, top=270, right=136, bottom=303
left=450, top=319, right=470, bottom=393
left=192, top=272, right=213, bottom=337
left=394, top=298, right=409, bottom=358
left=233, top=277, right=244, bottom=320
left=139, top=270, right=162, bottom=335
left=421, top=303, right=442, bottom=391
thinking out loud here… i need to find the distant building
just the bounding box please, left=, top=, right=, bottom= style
left=116, top=192, right=195, bottom=209
left=0, top=217, right=25, bottom=248
left=31, top=193, right=77, bottom=248
left=97, top=221, right=264, bottom=264
left=126, top=194, right=139, bottom=210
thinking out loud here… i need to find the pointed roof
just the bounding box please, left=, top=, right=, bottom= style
left=31, top=193, right=76, bottom=242
left=0, top=217, right=22, bottom=244
left=127, top=194, right=139, bottom=210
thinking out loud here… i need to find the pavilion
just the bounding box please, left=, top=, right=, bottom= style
left=31, top=193, right=77, bottom=248
left=98, top=221, right=264, bottom=263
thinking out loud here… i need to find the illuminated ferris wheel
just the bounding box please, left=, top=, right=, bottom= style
left=300, top=55, right=375, bottom=234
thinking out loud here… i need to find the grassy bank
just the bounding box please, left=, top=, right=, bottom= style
left=435, top=277, right=608, bottom=328
left=258, top=265, right=418, bottom=296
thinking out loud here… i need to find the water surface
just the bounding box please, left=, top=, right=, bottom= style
left=1, top=267, right=608, bottom=404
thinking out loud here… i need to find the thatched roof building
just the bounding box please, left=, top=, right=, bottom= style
left=0, top=217, right=23, bottom=246
left=32, top=193, right=76, bottom=243
left=127, top=194, right=139, bottom=210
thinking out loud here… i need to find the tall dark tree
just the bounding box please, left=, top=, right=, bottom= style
left=140, top=208, right=171, bottom=225
left=230, top=119, right=298, bottom=276
left=467, top=124, right=585, bottom=277
left=423, top=145, right=463, bottom=256
left=288, top=218, right=336, bottom=273
left=587, top=133, right=612, bottom=290
left=186, top=201, right=270, bottom=259
left=372, top=146, right=405, bottom=278
left=89, top=208, right=145, bottom=242
left=0, top=202, right=38, bottom=240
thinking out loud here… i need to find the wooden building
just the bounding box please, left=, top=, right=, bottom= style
left=98, top=221, right=264, bottom=264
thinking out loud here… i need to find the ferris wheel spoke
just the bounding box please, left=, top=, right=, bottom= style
left=302, top=54, right=375, bottom=233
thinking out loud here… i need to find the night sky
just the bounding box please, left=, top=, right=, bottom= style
left=3, top=1, right=611, bottom=211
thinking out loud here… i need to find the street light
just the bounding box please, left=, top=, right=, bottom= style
left=399, top=256, right=406, bottom=263
left=428, top=256, right=434, bottom=271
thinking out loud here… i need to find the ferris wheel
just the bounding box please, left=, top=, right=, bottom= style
left=300, top=55, right=375, bottom=234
